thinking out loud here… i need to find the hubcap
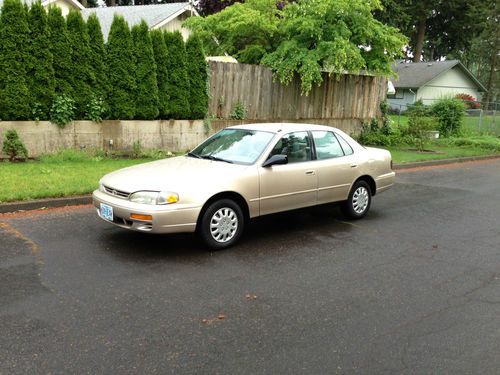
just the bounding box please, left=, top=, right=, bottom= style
left=210, top=207, right=238, bottom=243
left=352, top=186, right=369, bottom=214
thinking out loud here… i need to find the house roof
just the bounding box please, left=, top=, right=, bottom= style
left=81, top=2, right=194, bottom=41
left=0, top=0, right=84, bottom=11
left=392, top=60, right=487, bottom=92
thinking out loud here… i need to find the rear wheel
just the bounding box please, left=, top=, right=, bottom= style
left=341, top=180, right=371, bottom=219
left=199, top=199, right=244, bottom=250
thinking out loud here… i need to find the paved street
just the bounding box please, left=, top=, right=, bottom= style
left=1, top=160, right=499, bottom=374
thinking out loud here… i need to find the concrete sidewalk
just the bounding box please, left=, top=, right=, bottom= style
left=1, top=154, right=499, bottom=214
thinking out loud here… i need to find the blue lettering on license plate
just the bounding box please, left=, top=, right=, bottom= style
left=100, top=203, right=113, bottom=221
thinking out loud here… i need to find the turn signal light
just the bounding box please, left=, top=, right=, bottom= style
left=130, top=214, right=153, bottom=221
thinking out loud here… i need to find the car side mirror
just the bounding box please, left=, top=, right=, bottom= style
left=262, top=154, right=288, bottom=168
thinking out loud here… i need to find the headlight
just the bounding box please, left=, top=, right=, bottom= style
left=129, top=191, right=178, bottom=205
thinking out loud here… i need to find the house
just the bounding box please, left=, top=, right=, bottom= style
left=388, top=60, right=487, bottom=111
left=0, top=0, right=84, bottom=16
left=81, top=2, right=198, bottom=41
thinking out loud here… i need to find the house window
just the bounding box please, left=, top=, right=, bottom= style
left=394, top=89, right=404, bottom=99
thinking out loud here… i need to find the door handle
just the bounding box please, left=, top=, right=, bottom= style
left=351, top=164, right=358, bottom=168
left=305, top=170, right=315, bottom=175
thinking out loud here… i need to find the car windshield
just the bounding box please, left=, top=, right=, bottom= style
left=189, top=129, right=275, bottom=165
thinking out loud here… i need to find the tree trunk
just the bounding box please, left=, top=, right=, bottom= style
left=482, top=50, right=497, bottom=108
left=413, top=18, right=426, bottom=62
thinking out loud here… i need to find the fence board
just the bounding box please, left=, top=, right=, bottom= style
left=208, top=62, right=386, bottom=125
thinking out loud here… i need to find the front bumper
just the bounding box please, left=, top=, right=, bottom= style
left=92, top=190, right=201, bottom=234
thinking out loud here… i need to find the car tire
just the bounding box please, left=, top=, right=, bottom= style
left=199, top=199, right=244, bottom=250
left=341, top=180, right=372, bottom=219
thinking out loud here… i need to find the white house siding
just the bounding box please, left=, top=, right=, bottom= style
left=417, top=66, right=482, bottom=105
left=45, top=0, right=80, bottom=16
left=155, top=12, right=191, bottom=40
left=387, top=88, right=417, bottom=112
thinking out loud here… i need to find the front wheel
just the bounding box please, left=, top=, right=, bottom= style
left=341, top=181, right=372, bottom=219
left=199, top=199, right=244, bottom=250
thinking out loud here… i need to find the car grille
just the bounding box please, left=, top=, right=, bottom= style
left=103, top=185, right=130, bottom=199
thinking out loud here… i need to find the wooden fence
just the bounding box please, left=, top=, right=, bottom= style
left=208, top=61, right=387, bottom=125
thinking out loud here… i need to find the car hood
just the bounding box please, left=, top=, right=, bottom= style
left=100, top=156, right=250, bottom=193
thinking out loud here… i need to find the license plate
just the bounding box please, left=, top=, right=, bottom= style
left=100, top=203, right=113, bottom=222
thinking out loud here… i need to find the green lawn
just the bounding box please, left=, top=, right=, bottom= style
left=385, top=144, right=496, bottom=164
left=1, top=144, right=499, bottom=203
left=388, top=114, right=499, bottom=135
left=0, top=158, right=154, bottom=203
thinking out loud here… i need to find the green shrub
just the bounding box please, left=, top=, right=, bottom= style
left=38, top=149, right=92, bottom=163
left=431, top=98, right=466, bottom=136
left=47, top=6, right=73, bottom=98
left=406, top=112, right=435, bottom=151
left=27, top=1, right=55, bottom=119
left=405, top=100, right=432, bottom=117
left=85, top=96, right=106, bottom=122
left=106, top=15, right=135, bottom=119
left=50, top=94, right=75, bottom=128
left=67, top=10, right=95, bottom=119
left=164, top=31, right=190, bottom=119
left=150, top=29, right=170, bottom=119
left=186, top=35, right=209, bottom=119
left=87, top=13, right=109, bottom=110
left=132, top=140, right=142, bottom=158
left=230, top=102, right=246, bottom=120
left=2, top=129, right=28, bottom=161
left=131, top=21, right=159, bottom=120
left=0, top=0, right=31, bottom=120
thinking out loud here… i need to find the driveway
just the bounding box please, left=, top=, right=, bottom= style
left=1, top=159, right=499, bottom=374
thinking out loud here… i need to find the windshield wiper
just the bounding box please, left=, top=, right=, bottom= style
left=200, top=154, right=233, bottom=164
left=187, top=151, right=202, bottom=159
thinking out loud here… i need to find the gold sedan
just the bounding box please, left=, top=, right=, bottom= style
left=93, top=123, right=395, bottom=249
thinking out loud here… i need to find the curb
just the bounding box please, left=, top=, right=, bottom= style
left=0, top=195, right=92, bottom=214
left=393, top=154, right=500, bottom=170
left=1, top=155, right=499, bottom=214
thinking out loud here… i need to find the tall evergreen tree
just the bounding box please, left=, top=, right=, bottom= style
left=87, top=13, right=109, bottom=105
left=163, top=31, right=190, bottom=119
left=27, top=1, right=55, bottom=119
left=185, top=35, right=208, bottom=119
left=150, top=29, right=170, bottom=119
left=47, top=6, right=73, bottom=98
left=0, top=0, right=31, bottom=120
left=106, top=15, right=135, bottom=119
left=66, top=9, right=95, bottom=118
left=131, top=21, right=159, bottom=119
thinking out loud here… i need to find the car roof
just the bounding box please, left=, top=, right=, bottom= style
left=228, top=123, right=342, bottom=134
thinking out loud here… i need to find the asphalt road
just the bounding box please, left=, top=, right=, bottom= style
left=1, top=160, right=499, bottom=374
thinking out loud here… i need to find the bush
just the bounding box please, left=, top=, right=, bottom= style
left=2, top=129, right=28, bottom=161
left=131, top=21, right=159, bottom=120
left=230, top=102, right=246, bottom=120
left=50, top=94, right=75, bottom=128
left=27, top=1, right=55, bottom=119
left=455, top=93, right=480, bottom=109
left=67, top=10, right=95, bottom=119
left=87, top=13, right=109, bottom=109
left=106, top=15, right=135, bottom=119
left=186, top=35, right=209, bottom=119
left=431, top=98, right=466, bottom=136
left=150, top=29, right=170, bottom=119
left=85, top=96, right=106, bottom=122
left=164, top=31, right=190, bottom=119
left=406, top=112, right=435, bottom=151
left=47, top=6, right=73, bottom=98
left=0, top=0, right=31, bottom=120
